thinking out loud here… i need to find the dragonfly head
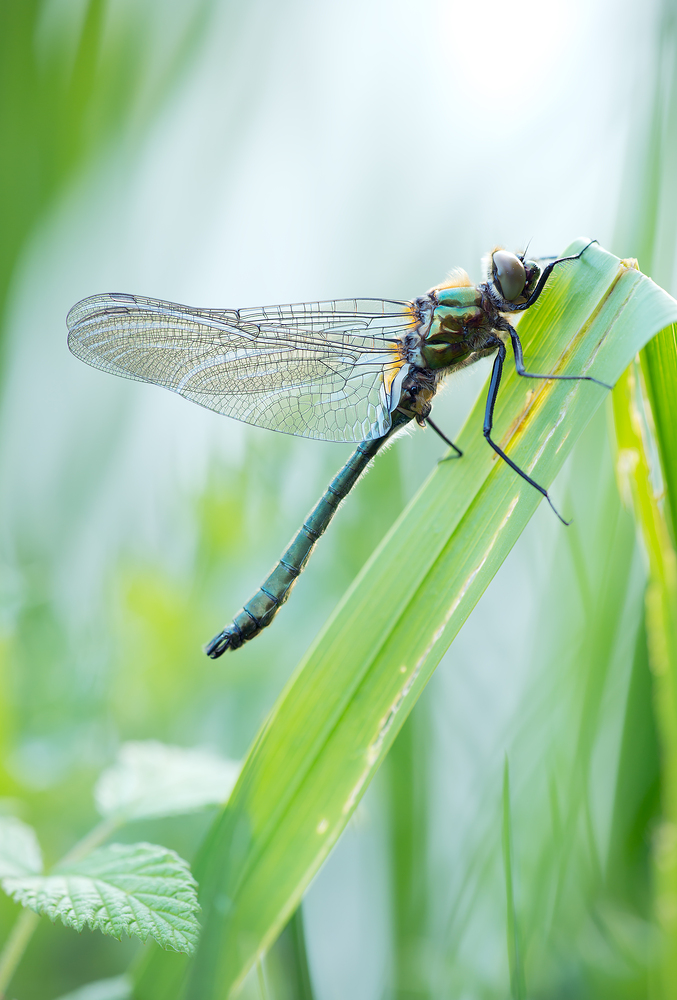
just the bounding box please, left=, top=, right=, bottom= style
left=490, top=250, right=541, bottom=304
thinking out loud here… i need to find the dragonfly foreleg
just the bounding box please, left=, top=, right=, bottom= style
left=426, top=416, right=463, bottom=459
left=517, top=239, right=598, bottom=311
left=483, top=340, right=570, bottom=525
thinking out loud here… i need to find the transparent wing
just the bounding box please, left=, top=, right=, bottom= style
left=67, top=293, right=417, bottom=443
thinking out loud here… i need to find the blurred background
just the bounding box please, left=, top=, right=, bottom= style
left=0, top=0, right=675, bottom=996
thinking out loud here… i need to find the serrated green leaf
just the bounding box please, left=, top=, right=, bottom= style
left=95, top=741, right=240, bottom=821
left=0, top=816, right=42, bottom=878
left=2, top=843, right=199, bottom=953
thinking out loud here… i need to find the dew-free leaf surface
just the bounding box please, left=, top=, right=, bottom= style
left=3, top=843, right=199, bottom=953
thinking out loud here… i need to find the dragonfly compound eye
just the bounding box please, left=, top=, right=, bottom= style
left=492, top=250, right=526, bottom=302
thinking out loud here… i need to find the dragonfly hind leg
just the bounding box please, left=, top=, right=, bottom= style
left=483, top=339, right=570, bottom=525
left=477, top=317, right=612, bottom=523
left=501, top=321, right=612, bottom=390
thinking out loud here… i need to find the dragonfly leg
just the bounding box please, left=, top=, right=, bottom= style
left=503, top=321, right=612, bottom=390
left=517, top=239, right=598, bottom=311
left=426, top=416, right=463, bottom=459
left=484, top=340, right=570, bottom=525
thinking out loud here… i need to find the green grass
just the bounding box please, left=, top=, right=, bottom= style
left=613, top=354, right=677, bottom=995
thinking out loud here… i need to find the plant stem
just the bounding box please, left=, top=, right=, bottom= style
left=57, top=814, right=121, bottom=866
left=0, top=908, right=39, bottom=997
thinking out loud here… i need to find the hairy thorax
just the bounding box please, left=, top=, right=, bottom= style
left=396, top=274, right=506, bottom=424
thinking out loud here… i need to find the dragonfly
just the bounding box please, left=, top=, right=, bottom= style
left=67, top=240, right=608, bottom=657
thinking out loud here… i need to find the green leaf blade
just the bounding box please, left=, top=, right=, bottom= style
left=641, top=324, right=677, bottom=541
left=614, top=349, right=677, bottom=988
left=3, top=843, right=200, bottom=953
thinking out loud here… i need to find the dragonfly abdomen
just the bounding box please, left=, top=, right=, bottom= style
left=205, top=411, right=413, bottom=657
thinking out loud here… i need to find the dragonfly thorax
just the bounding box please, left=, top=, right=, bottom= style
left=413, top=248, right=544, bottom=376
left=415, top=283, right=497, bottom=373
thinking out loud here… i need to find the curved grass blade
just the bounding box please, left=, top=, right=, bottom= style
left=135, top=241, right=677, bottom=999
left=613, top=355, right=677, bottom=990
left=641, top=326, right=677, bottom=539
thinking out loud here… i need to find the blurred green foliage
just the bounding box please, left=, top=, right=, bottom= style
left=0, top=0, right=212, bottom=350
left=1, top=0, right=677, bottom=998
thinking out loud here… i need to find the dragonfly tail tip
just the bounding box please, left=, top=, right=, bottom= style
left=204, top=631, right=232, bottom=658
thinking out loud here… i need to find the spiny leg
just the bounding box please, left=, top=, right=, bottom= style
left=426, top=416, right=463, bottom=458
left=517, top=239, right=598, bottom=311
left=503, top=322, right=612, bottom=390
left=483, top=341, right=570, bottom=525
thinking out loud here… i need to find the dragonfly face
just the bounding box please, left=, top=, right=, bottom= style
left=490, top=249, right=541, bottom=304
left=67, top=240, right=606, bottom=655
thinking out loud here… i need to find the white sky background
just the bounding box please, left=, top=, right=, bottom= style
left=120, top=0, right=646, bottom=306
left=0, top=0, right=662, bottom=994
left=4, top=0, right=654, bottom=569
